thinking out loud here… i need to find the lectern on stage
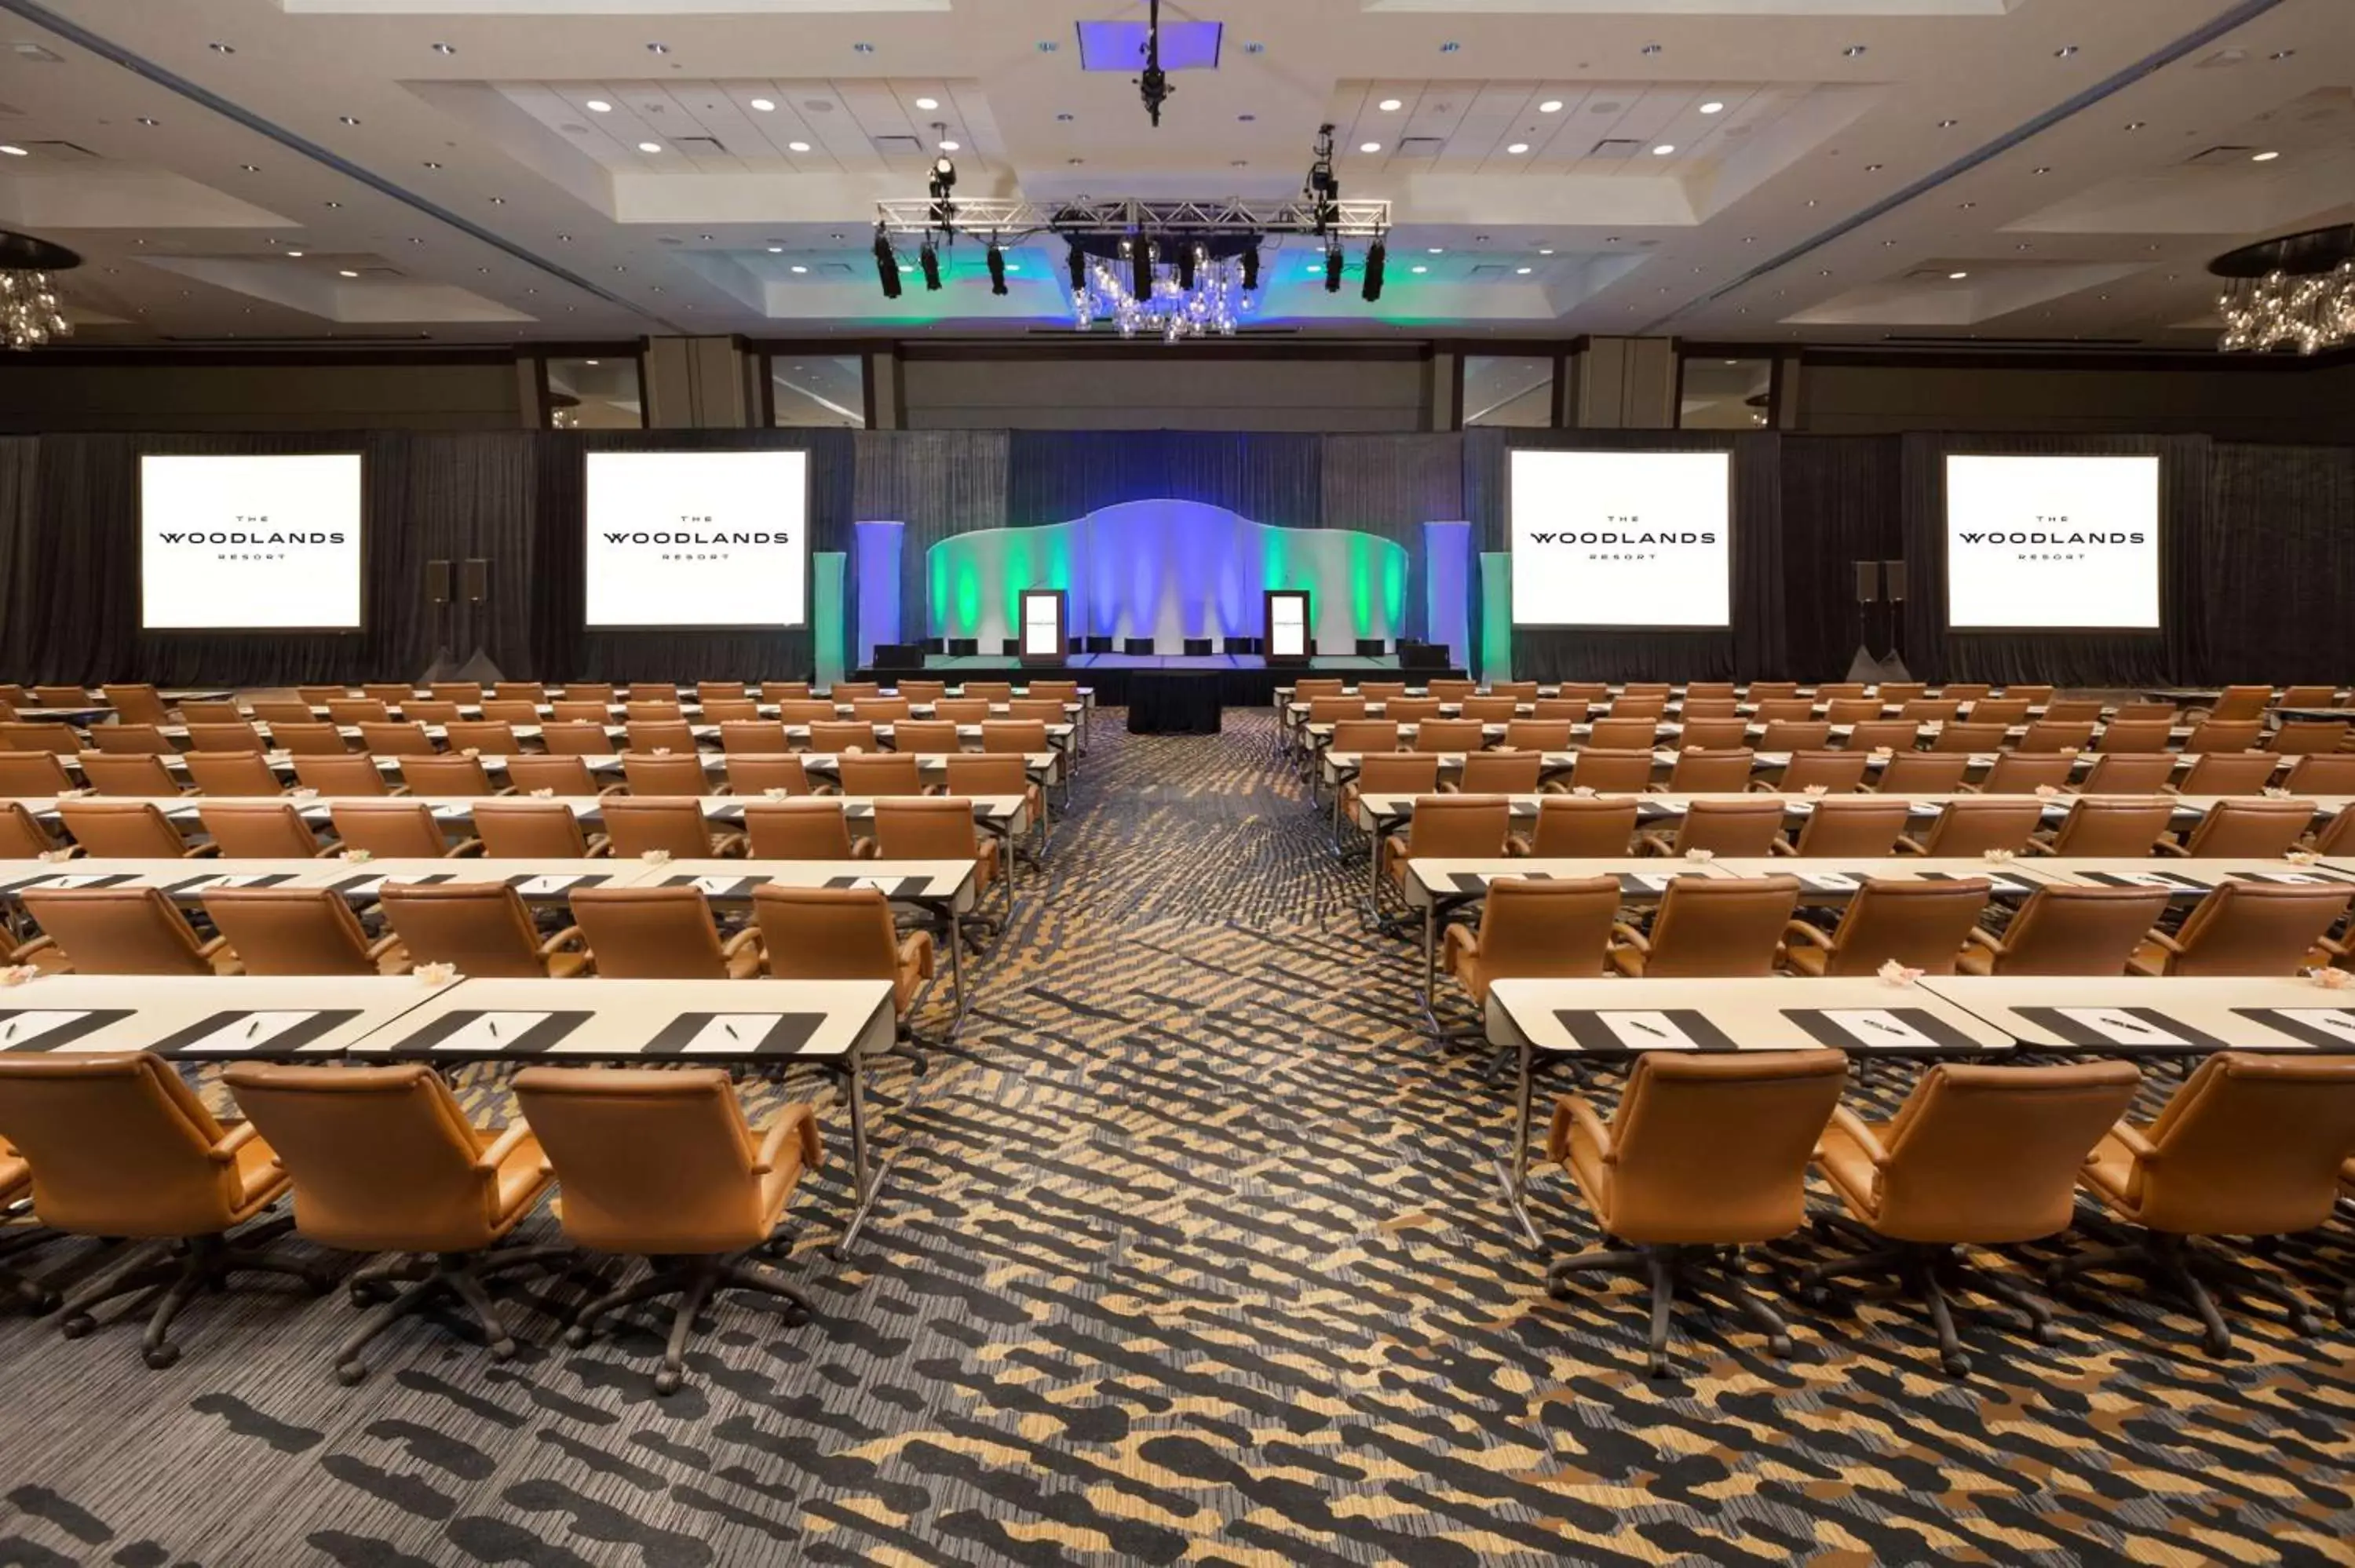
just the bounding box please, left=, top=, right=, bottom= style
left=1017, top=589, right=1068, bottom=664
left=1264, top=590, right=1310, bottom=665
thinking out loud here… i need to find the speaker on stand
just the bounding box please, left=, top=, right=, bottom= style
left=1843, top=560, right=1882, bottom=685
left=418, top=559, right=457, bottom=685
left=1877, top=558, right=1912, bottom=684
left=453, top=558, right=505, bottom=686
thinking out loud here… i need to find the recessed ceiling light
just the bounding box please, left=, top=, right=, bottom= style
left=1882, top=239, right=1899, bottom=247
left=1506, top=142, right=1529, bottom=155
left=1864, top=162, right=1884, bottom=171
left=1410, top=264, right=1426, bottom=274
left=938, top=139, right=960, bottom=151
left=749, top=97, right=775, bottom=111
left=1699, top=101, right=1725, bottom=115
left=1439, top=42, right=1459, bottom=53
left=239, top=162, right=259, bottom=171
left=1652, top=144, right=1675, bottom=155
left=1948, top=270, right=1969, bottom=279
left=1515, top=265, right=1533, bottom=274
left=915, top=97, right=939, bottom=110
left=557, top=232, right=571, bottom=241
left=488, top=196, right=505, bottom=205
left=1538, top=246, right=1554, bottom=254
left=1937, top=118, right=1959, bottom=128
left=0, top=145, right=25, bottom=157
left=2269, top=49, right=2296, bottom=60
left=209, top=42, right=235, bottom=54
left=1360, top=141, right=1381, bottom=153
left=432, top=42, right=455, bottom=55
left=136, top=116, right=158, bottom=126
left=586, top=100, right=612, bottom=113
left=1842, top=45, right=1867, bottom=57
left=338, top=268, right=359, bottom=278
left=1067, top=157, right=1084, bottom=165
left=285, top=249, right=304, bottom=257
left=2054, top=45, right=2079, bottom=57
left=1957, top=201, right=1976, bottom=210
left=787, top=140, right=811, bottom=152
left=1640, top=42, right=1663, bottom=56
left=422, top=160, right=441, bottom=170
left=853, top=42, right=875, bottom=54
left=2032, top=165, right=2051, bottom=174
left=1537, top=99, right=1563, bottom=113
left=2251, top=149, right=2280, bottom=161
left=2124, top=121, right=2146, bottom=130
left=645, top=42, right=668, bottom=53
left=637, top=141, right=662, bottom=152
left=790, top=264, right=808, bottom=273
left=1237, top=113, right=1254, bottom=122
left=338, top=115, right=360, bottom=126
left=1428, top=246, right=1443, bottom=253
left=323, top=199, right=341, bottom=208
left=696, top=232, right=714, bottom=241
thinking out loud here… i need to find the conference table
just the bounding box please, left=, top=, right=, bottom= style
left=0, top=972, right=907, bottom=1253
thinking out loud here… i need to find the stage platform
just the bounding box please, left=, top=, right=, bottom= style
left=856, top=654, right=1467, bottom=706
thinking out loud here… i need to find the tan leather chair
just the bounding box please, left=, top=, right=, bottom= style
left=1387, top=697, right=1444, bottom=724
left=20, top=886, right=239, bottom=975
left=402, top=701, right=462, bottom=726
left=204, top=887, right=408, bottom=975
left=940, top=754, right=1045, bottom=842
left=1561, top=749, right=1655, bottom=795
left=292, top=753, right=392, bottom=795
left=480, top=701, right=541, bottom=725
left=1973, top=753, right=2076, bottom=794
left=2174, top=750, right=2279, bottom=796
left=981, top=720, right=1049, bottom=759
left=0, top=749, right=75, bottom=795
left=1899, top=797, right=2041, bottom=857
left=2185, top=719, right=2264, bottom=753
left=504, top=753, right=608, bottom=797
left=2096, top=719, right=2175, bottom=754
left=777, top=699, right=839, bottom=727
left=1585, top=717, right=1659, bottom=750
left=2128, top=881, right=2351, bottom=977
left=620, top=750, right=712, bottom=797
left=2017, top=720, right=2094, bottom=753
left=1774, top=751, right=1869, bottom=795
left=28, top=684, right=86, bottom=708
left=398, top=753, right=502, bottom=797
left=1966, top=698, right=2033, bottom=725
left=752, top=885, right=933, bottom=1032
left=493, top=682, right=546, bottom=705
left=378, top=881, right=589, bottom=977
left=2279, top=684, right=2339, bottom=709
left=2112, top=702, right=2181, bottom=724
left=0, top=800, right=67, bottom=859
left=625, top=683, right=678, bottom=706
left=184, top=751, right=287, bottom=797
left=1931, top=722, right=2010, bottom=754
left=624, top=702, right=686, bottom=727
left=472, top=798, right=606, bottom=859
left=1501, top=720, right=1572, bottom=752
left=0, top=1052, right=321, bottom=1366
left=701, top=698, right=759, bottom=725
left=1934, top=683, right=1987, bottom=704
left=1443, top=876, right=1618, bottom=1003
left=361, top=684, right=414, bottom=709
left=198, top=800, right=334, bottom=859
left=1459, top=696, right=1521, bottom=724
left=1383, top=796, right=1510, bottom=890
left=1685, top=680, right=1737, bottom=701
left=2034, top=797, right=2174, bottom=857
left=1876, top=754, right=1972, bottom=794
left=330, top=800, right=480, bottom=859
left=541, top=721, right=615, bottom=756
left=743, top=800, right=873, bottom=860
left=2282, top=753, right=2355, bottom=794
left=1798, top=1062, right=2142, bottom=1374
left=1024, top=680, right=1080, bottom=704
left=1663, top=749, right=1755, bottom=793
left=549, top=700, right=611, bottom=725
left=0, top=723, right=78, bottom=757
left=837, top=753, right=926, bottom=798
left=852, top=697, right=912, bottom=724
left=874, top=797, right=1003, bottom=923
left=624, top=721, right=696, bottom=757
left=696, top=680, right=748, bottom=705
left=602, top=797, right=743, bottom=859
left=1758, top=721, right=1831, bottom=753
left=184, top=721, right=265, bottom=753
left=250, top=699, right=319, bottom=727
left=1784, top=797, right=1912, bottom=857
left=86, top=724, right=175, bottom=757
left=1515, top=795, right=1638, bottom=858
left=100, top=684, right=170, bottom=726
left=808, top=720, right=876, bottom=753
left=1343, top=753, right=1440, bottom=822
left=177, top=701, right=240, bottom=724
left=1848, top=720, right=1927, bottom=755
left=759, top=680, right=812, bottom=703
left=272, top=722, right=354, bottom=758
left=1451, top=751, right=1542, bottom=794
left=569, top=885, right=761, bottom=979
left=515, top=1067, right=825, bottom=1395
left=2078, top=753, right=2176, bottom=794
left=1900, top=698, right=1963, bottom=724
left=2270, top=720, right=2350, bottom=755
left=1611, top=877, right=1800, bottom=978
left=1823, top=698, right=1883, bottom=726
left=1546, top=1051, right=1846, bottom=1376
left=59, top=800, right=211, bottom=859
left=1411, top=717, right=1487, bottom=754
left=444, top=720, right=522, bottom=756
left=558, top=684, right=613, bottom=706
left=2313, top=805, right=2355, bottom=858
left=1328, top=719, right=1400, bottom=757
left=1781, top=877, right=1991, bottom=976
left=728, top=754, right=819, bottom=797
left=890, top=720, right=962, bottom=756
left=2163, top=797, right=2313, bottom=859
left=1955, top=885, right=2171, bottom=975
left=356, top=721, right=436, bottom=757
left=1747, top=681, right=1803, bottom=702
left=431, top=682, right=483, bottom=704
left=1640, top=797, right=1785, bottom=859
left=2050, top=1052, right=2355, bottom=1352
left=77, top=752, right=183, bottom=797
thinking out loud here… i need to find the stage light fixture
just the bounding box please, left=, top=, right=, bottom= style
left=1240, top=242, right=1259, bottom=290
left=1131, top=236, right=1155, bottom=301
left=1324, top=245, right=1343, bottom=293
left=918, top=237, right=942, bottom=291
left=1360, top=239, right=1385, bottom=301
left=1068, top=241, right=1086, bottom=294
left=1137, top=0, right=1171, bottom=126
left=1305, top=123, right=1340, bottom=234
left=986, top=239, right=1007, bottom=295
left=873, top=230, right=902, bottom=297
left=1177, top=242, right=1199, bottom=290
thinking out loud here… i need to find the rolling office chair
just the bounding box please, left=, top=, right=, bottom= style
left=1780, top=877, right=1991, bottom=975
left=1610, top=877, right=1801, bottom=978
left=1638, top=797, right=1786, bottom=858
left=183, top=720, right=265, bottom=753
left=397, top=753, right=505, bottom=798
left=504, top=754, right=612, bottom=797
left=1443, top=877, right=1619, bottom=1010
left=752, top=885, right=935, bottom=1067
left=742, top=800, right=874, bottom=860
left=375, top=883, right=590, bottom=978
left=1955, top=886, right=2173, bottom=975
left=291, top=753, right=395, bottom=795
left=2031, top=798, right=2175, bottom=857
left=18, top=887, right=241, bottom=975
left=2162, top=797, right=2316, bottom=859
left=619, top=750, right=713, bottom=797
left=2126, top=881, right=2351, bottom=976
left=1451, top=751, right=1543, bottom=794
left=600, top=798, right=743, bottom=859
left=328, top=800, right=481, bottom=859
left=2171, top=751, right=2280, bottom=796
left=85, top=724, right=176, bottom=757
left=0, top=800, right=69, bottom=859
left=1783, top=797, right=1913, bottom=857
left=1558, top=749, right=1655, bottom=795
left=1511, top=795, right=1639, bottom=858
left=1898, top=798, right=2043, bottom=857
left=1972, top=753, right=2076, bottom=794
left=470, top=798, right=608, bottom=859
left=58, top=800, right=212, bottom=859
left=184, top=751, right=288, bottom=797
left=0, top=749, right=75, bottom=795
left=202, top=888, right=409, bottom=976
left=75, top=752, right=184, bottom=797
left=568, top=886, right=763, bottom=979
left=1874, top=754, right=1972, bottom=793
left=726, top=754, right=820, bottom=797
left=1662, top=749, right=1756, bottom=793
left=2076, top=753, right=2177, bottom=794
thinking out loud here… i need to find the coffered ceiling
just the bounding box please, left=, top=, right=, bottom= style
left=0, top=0, right=2342, bottom=348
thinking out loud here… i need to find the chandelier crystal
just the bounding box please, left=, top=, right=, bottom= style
left=2212, top=224, right=2355, bottom=356
left=1072, top=253, right=1250, bottom=341
left=0, top=267, right=67, bottom=350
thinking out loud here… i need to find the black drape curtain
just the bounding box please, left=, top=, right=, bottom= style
left=1465, top=427, right=1787, bottom=683
left=2200, top=443, right=2355, bottom=683
left=1779, top=435, right=1904, bottom=680
left=853, top=429, right=1009, bottom=655
left=1898, top=432, right=2208, bottom=686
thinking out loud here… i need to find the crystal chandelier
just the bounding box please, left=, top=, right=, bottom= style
left=1072, top=250, right=1250, bottom=341
left=0, top=231, right=74, bottom=350
left=2212, top=224, right=2355, bottom=355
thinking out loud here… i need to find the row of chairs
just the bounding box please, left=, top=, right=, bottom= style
left=1540, top=1050, right=2355, bottom=1375
left=0, top=1054, right=841, bottom=1392
left=1315, top=712, right=2341, bottom=758
left=1298, top=679, right=2342, bottom=713
left=1440, top=874, right=2349, bottom=990
left=226, top=696, right=1069, bottom=729
left=1, top=716, right=1059, bottom=760
left=1308, top=695, right=2170, bottom=728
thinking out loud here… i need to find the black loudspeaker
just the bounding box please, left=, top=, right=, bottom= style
left=1069, top=636, right=1086, bottom=654
left=922, top=637, right=946, bottom=655
left=947, top=637, right=979, bottom=657
left=1853, top=561, right=1879, bottom=604
left=1400, top=644, right=1448, bottom=670
left=1882, top=560, right=1908, bottom=602
left=1355, top=637, right=1386, bottom=657
left=424, top=560, right=451, bottom=603
left=872, top=643, right=926, bottom=669
left=1085, top=635, right=1114, bottom=655
left=1122, top=637, right=1155, bottom=656
left=1000, top=637, right=1022, bottom=656
left=1222, top=636, right=1258, bottom=655
left=460, top=558, right=489, bottom=602
left=1182, top=637, right=1213, bottom=656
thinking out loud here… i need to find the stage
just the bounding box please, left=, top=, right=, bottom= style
left=854, top=653, right=1468, bottom=706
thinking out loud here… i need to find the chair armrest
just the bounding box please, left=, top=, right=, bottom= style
left=1781, top=919, right=1834, bottom=952
left=209, top=1120, right=262, bottom=1164
left=386, top=784, right=411, bottom=797
left=1545, top=1094, right=1615, bottom=1167
left=1962, top=925, right=2006, bottom=953
left=539, top=924, right=587, bottom=956
left=445, top=837, right=486, bottom=858
left=183, top=842, right=222, bottom=859
left=5, top=935, right=55, bottom=964
left=596, top=783, right=630, bottom=799
left=2103, top=1119, right=2161, bottom=1164
left=2152, top=837, right=2188, bottom=857
left=472, top=1121, right=535, bottom=1173
left=365, top=933, right=405, bottom=961
left=1608, top=920, right=1652, bottom=954
left=712, top=831, right=748, bottom=859
left=1893, top=835, right=1926, bottom=855
left=1634, top=831, right=1675, bottom=857
left=1825, top=1104, right=1890, bottom=1168
left=1767, top=838, right=1794, bottom=855
left=2141, top=927, right=2185, bottom=957
left=750, top=1101, right=822, bottom=1176
left=2022, top=834, right=2056, bottom=856
left=720, top=926, right=764, bottom=960
left=195, top=935, right=232, bottom=960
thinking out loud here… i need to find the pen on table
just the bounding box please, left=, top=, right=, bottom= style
left=1860, top=1016, right=1906, bottom=1036
left=488, top=1019, right=499, bottom=1038
left=724, top=1023, right=739, bottom=1040
left=246, top=1019, right=259, bottom=1037
left=1628, top=1019, right=1667, bottom=1037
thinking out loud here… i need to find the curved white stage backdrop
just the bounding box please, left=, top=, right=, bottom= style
left=924, top=499, right=1408, bottom=651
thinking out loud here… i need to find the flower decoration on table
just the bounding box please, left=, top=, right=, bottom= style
left=58, top=786, right=93, bottom=800
left=531, top=787, right=555, bottom=799
left=37, top=847, right=73, bottom=863
left=1681, top=745, right=1702, bottom=755
left=844, top=745, right=864, bottom=756
left=2285, top=848, right=2321, bottom=866
left=2307, top=964, right=2352, bottom=990
left=1877, top=959, right=1924, bottom=988
left=2265, top=786, right=2292, bottom=800
left=462, top=747, right=480, bottom=760
left=1571, top=785, right=1596, bottom=797
left=413, top=961, right=461, bottom=987
left=1685, top=848, right=1715, bottom=862
left=1871, top=746, right=1893, bottom=759
left=641, top=848, right=672, bottom=865
left=341, top=848, right=374, bottom=864
left=1803, top=784, right=1829, bottom=799
left=0, top=964, right=39, bottom=987
left=652, top=747, right=673, bottom=757
left=289, top=786, right=318, bottom=800
left=1982, top=848, right=2017, bottom=863
left=2034, top=784, right=2061, bottom=799
left=764, top=787, right=792, bottom=801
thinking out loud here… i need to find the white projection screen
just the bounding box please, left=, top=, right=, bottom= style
left=139, top=453, right=363, bottom=631
left=1508, top=450, right=1732, bottom=628
left=1944, top=454, right=2161, bottom=631
left=584, top=450, right=809, bottom=629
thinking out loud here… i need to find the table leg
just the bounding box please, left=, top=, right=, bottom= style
left=1422, top=896, right=1437, bottom=1004
left=1494, top=1037, right=1544, bottom=1252
left=944, top=895, right=967, bottom=1040
left=833, top=1056, right=893, bottom=1257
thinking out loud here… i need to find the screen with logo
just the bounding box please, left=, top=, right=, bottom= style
left=140, top=453, right=364, bottom=630
left=1944, top=454, right=2161, bottom=630
left=1508, top=450, right=1732, bottom=627
left=583, top=450, right=809, bottom=629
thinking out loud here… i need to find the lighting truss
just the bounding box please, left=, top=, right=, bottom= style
left=873, top=196, right=1392, bottom=243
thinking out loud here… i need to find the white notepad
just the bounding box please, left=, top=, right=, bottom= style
left=176, top=1011, right=331, bottom=1055
left=2265, top=1008, right=2355, bottom=1044
left=509, top=875, right=596, bottom=897
left=1594, top=1011, right=1703, bottom=1050
left=2055, top=1007, right=2190, bottom=1046
left=1811, top=1009, right=1939, bottom=1049
left=1800, top=872, right=1860, bottom=892
left=0, top=1011, right=96, bottom=1047
left=419, top=1012, right=555, bottom=1052
left=671, top=1014, right=793, bottom=1054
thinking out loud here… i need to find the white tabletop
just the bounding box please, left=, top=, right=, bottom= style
left=1486, top=975, right=2016, bottom=1057
left=352, top=975, right=896, bottom=1063
left=1701, top=858, right=2084, bottom=900
left=1921, top=974, right=2355, bottom=1054
left=633, top=858, right=977, bottom=909
left=1402, top=858, right=1729, bottom=907
left=0, top=974, right=442, bottom=1057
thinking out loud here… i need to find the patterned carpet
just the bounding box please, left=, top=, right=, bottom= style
left=2, top=709, right=2353, bottom=1567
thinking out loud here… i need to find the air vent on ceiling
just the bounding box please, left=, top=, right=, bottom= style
left=2196, top=47, right=2250, bottom=69
left=1468, top=263, right=1518, bottom=279
left=816, top=262, right=853, bottom=277
left=7, top=42, right=61, bottom=64
left=18, top=140, right=100, bottom=162
left=1394, top=137, right=1445, bottom=159
left=2184, top=144, right=2256, bottom=165
left=671, top=136, right=728, bottom=155
left=1588, top=138, right=1641, bottom=159
left=872, top=134, right=922, bottom=155
left=348, top=265, right=403, bottom=279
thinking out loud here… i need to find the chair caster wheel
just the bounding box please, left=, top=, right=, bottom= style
left=2202, top=1329, right=2232, bottom=1356
left=1647, top=1353, right=1673, bottom=1379
left=60, top=1312, right=94, bottom=1340
left=305, top=1269, right=335, bottom=1296
left=564, top=1325, right=593, bottom=1349
left=1797, top=1285, right=1831, bottom=1308
left=335, top=1361, right=367, bottom=1387
left=143, top=1344, right=181, bottom=1371
left=2031, top=1322, right=2060, bottom=1347
left=652, top=1369, right=683, bottom=1396
left=349, top=1285, right=385, bottom=1308
left=23, top=1290, right=57, bottom=1315
left=1941, top=1351, right=1971, bottom=1377
left=488, top=1337, right=517, bottom=1361
left=2291, top=1313, right=2324, bottom=1337
left=1766, top=1334, right=1793, bottom=1360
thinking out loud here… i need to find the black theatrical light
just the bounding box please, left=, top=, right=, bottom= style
left=918, top=237, right=942, bottom=291
left=873, top=230, right=901, bottom=298
left=1176, top=242, right=1198, bottom=290
left=1324, top=245, right=1343, bottom=294
left=1068, top=240, right=1086, bottom=293
left=1130, top=236, right=1154, bottom=300
left=1240, top=241, right=1259, bottom=290
left=985, top=239, right=1007, bottom=295
left=1360, top=239, right=1386, bottom=301
left=1137, top=0, right=1170, bottom=126
left=928, top=153, right=956, bottom=200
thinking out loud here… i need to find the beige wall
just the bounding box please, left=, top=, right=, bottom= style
left=0, top=359, right=527, bottom=432
left=1795, top=359, right=2355, bottom=442
left=898, top=354, right=1431, bottom=432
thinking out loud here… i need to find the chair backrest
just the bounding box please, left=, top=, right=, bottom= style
left=1599, top=1052, right=1846, bottom=1244
left=1456, top=751, right=1542, bottom=793
left=726, top=753, right=814, bottom=796
left=1846, top=720, right=1922, bottom=753
left=184, top=721, right=264, bottom=753
left=249, top=699, right=316, bottom=727
left=569, top=886, right=732, bottom=979
left=1404, top=795, right=1510, bottom=858
left=491, top=682, right=546, bottom=704
left=742, top=799, right=856, bottom=859
left=186, top=750, right=289, bottom=798
left=1913, top=797, right=2040, bottom=855
left=695, top=681, right=745, bottom=704
left=1643, top=876, right=1801, bottom=976
left=1931, top=722, right=2011, bottom=754
left=1746, top=681, right=1801, bottom=701
left=1527, top=795, right=1638, bottom=856
left=2112, top=702, right=2180, bottom=724
left=290, top=753, right=390, bottom=797
left=274, top=722, right=354, bottom=757
left=430, top=683, right=482, bottom=703
left=852, top=698, right=912, bottom=723
left=1608, top=695, right=1668, bottom=721
left=0, top=800, right=61, bottom=857
left=752, top=884, right=898, bottom=982
left=625, top=683, right=677, bottom=705
left=398, top=753, right=498, bottom=797
left=2, top=723, right=79, bottom=758
left=97, top=684, right=168, bottom=726
left=621, top=751, right=710, bottom=797
left=203, top=887, right=379, bottom=975
left=1685, top=681, right=1737, bottom=700
left=327, top=698, right=390, bottom=725
left=2078, top=753, right=2178, bottom=794
left=1665, top=748, right=1755, bottom=793
left=836, top=753, right=926, bottom=797
left=0, top=749, right=72, bottom=795
left=198, top=800, right=321, bottom=857
left=776, top=699, right=839, bottom=725
left=891, top=720, right=962, bottom=755
left=2095, top=719, right=2175, bottom=754
left=1966, top=698, right=2032, bottom=725
left=471, top=798, right=592, bottom=858
left=1568, top=748, right=1655, bottom=794
left=951, top=680, right=1005, bottom=702
left=601, top=797, right=714, bottom=859
left=57, top=800, right=189, bottom=858
left=0, top=1052, right=243, bottom=1237
left=21, top=886, right=213, bottom=974
left=403, top=701, right=462, bottom=726
left=2156, top=881, right=2353, bottom=976
left=1976, top=753, right=2077, bottom=794
left=873, top=796, right=980, bottom=859
left=550, top=700, right=613, bottom=724
left=1790, top=797, right=1912, bottom=857
left=356, top=721, right=436, bottom=757
left=941, top=753, right=1030, bottom=803
left=444, top=720, right=521, bottom=756
left=87, top=724, right=173, bottom=756
left=1355, top=753, right=1440, bottom=797
left=2208, top=685, right=2274, bottom=722
left=292, top=685, right=343, bottom=707
left=698, top=698, right=759, bottom=726
left=1900, top=698, right=1962, bottom=722
left=759, top=681, right=812, bottom=703
left=1586, top=717, right=1658, bottom=750
left=1359, top=682, right=1408, bottom=703
left=2277, top=684, right=2339, bottom=709
left=328, top=800, right=453, bottom=859
left=2270, top=720, right=2350, bottom=755
left=1413, top=718, right=1488, bottom=753
left=2185, top=718, right=2263, bottom=753
left=2017, top=720, right=2096, bottom=754
left=809, top=720, right=878, bottom=753
left=78, top=751, right=181, bottom=797
left=1822, top=698, right=1882, bottom=725
left=2045, top=797, right=2174, bottom=856
left=2175, top=750, right=2280, bottom=796
left=478, top=700, right=542, bottom=726
left=1814, top=684, right=1867, bottom=700
left=1678, top=717, right=1749, bottom=749
left=1008, top=698, right=1066, bottom=724
left=541, top=720, right=616, bottom=757
left=1501, top=720, right=1572, bottom=752
left=1991, top=886, right=2172, bottom=975
left=503, top=753, right=602, bottom=797
left=1459, top=696, right=1520, bottom=723
left=1473, top=876, right=1619, bottom=979
left=1870, top=1062, right=2143, bottom=1242
left=2128, top=1054, right=2355, bottom=1236
left=720, top=720, right=792, bottom=755
left=899, top=680, right=951, bottom=703
left=1292, top=679, right=1345, bottom=702
left=1307, top=697, right=1370, bottom=724
left=513, top=1067, right=792, bottom=1256
left=1757, top=720, right=1831, bottom=753
left=1331, top=720, right=1401, bottom=755
left=1670, top=797, right=1787, bottom=857
left=1776, top=749, right=1868, bottom=794
left=1814, top=877, right=1990, bottom=974
left=2181, top=797, right=2314, bottom=858
left=1387, top=698, right=1444, bottom=724
left=30, top=683, right=86, bottom=706
left=980, top=720, right=1046, bottom=757
left=2283, top=753, right=2355, bottom=795
left=1429, top=679, right=1480, bottom=702
left=624, top=720, right=696, bottom=754
left=362, top=683, right=413, bottom=707
left=1532, top=698, right=1592, bottom=720
left=377, top=882, right=546, bottom=975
